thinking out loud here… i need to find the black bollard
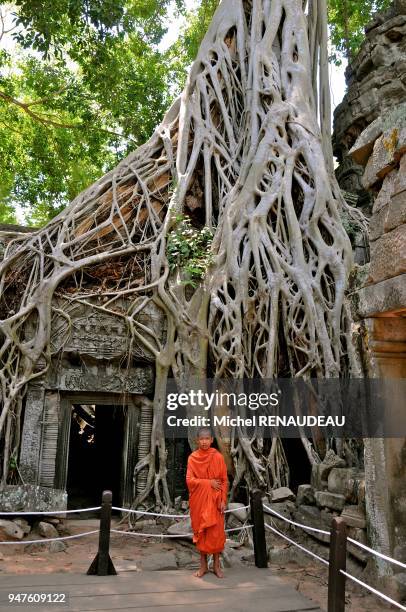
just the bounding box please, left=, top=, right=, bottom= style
left=87, top=490, right=117, bottom=576
left=250, top=489, right=268, bottom=568
left=328, top=517, right=347, bottom=612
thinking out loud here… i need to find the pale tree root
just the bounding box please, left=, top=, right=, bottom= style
left=0, top=0, right=365, bottom=504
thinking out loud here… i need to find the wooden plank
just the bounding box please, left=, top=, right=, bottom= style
left=0, top=568, right=291, bottom=590
left=0, top=569, right=321, bottom=612
left=1, top=585, right=321, bottom=612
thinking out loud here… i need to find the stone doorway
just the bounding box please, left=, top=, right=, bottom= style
left=53, top=392, right=140, bottom=511
left=66, top=403, right=125, bottom=510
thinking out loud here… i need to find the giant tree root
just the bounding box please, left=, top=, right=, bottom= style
left=0, top=0, right=365, bottom=500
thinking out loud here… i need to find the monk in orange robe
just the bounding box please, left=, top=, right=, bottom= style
left=186, top=428, right=228, bottom=578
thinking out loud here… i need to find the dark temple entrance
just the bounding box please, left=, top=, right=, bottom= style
left=66, top=404, right=125, bottom=509
left=282, top=438, right=312, bottom=493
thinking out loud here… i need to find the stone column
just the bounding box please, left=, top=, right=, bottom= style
left=19, top=384, right=46, bottom=484
left=349, top=114, right=406, bottom=596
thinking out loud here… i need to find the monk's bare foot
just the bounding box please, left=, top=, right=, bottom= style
left=194, top=566, right=208, bottom=578
left=213, top=565, right=224, bottom=578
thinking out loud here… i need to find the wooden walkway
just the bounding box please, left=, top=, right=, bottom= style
left=0, top=568, right=322, bottom=611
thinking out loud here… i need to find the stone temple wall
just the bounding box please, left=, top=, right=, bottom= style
left=333, top=0, right=406, bottom=213
left=0, top=226, right=160, bottom=511
left=347, top=87, right=406, bottom=600
left=332, top=1, right=406, bottom=597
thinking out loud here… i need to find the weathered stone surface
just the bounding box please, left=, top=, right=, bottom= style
left=311, top=463, right=327, bottom=490
left=269, top=487, right=295, bottom=503
left=38, top=521, right=59, bottom=539
left=268, top=546, right=312, bottom=566
left=395, top=127, right=406, bottom=159
left=14, top=519, right=31, bottom=534
left=341, top=505, right=367, bottom=529
left=347, top=527, right=369, bottom=563
left=362, top=132, right=398, bottom=189
left=49, top=540, right=67, bottom=553
left=311, top=451, right=346, bottom=491
left=55, top=522, right=70, bottom=536
left=369, top=202, right=389, bottom=241
left=227, top=502, right=249, bottom=523
left=394, top=154, right=406, bottom=194
left=43, top=517, right=60, bottom=525
left=294, top=503, right=320, bottom=521
left=222, top=543, right=244, bottom=568
left=174, top=549, right=197, bottom=568
left=296, top=484, right=315, bottom=506
left=349, top=116, right=383, bottom=166
left=372, top=169, right=398, bottom=213
left=166, top=517, right=192, bottom=541
left=386, top=189, right=406, bottom=232
left=293, top=505, right=329, bottom=544
left=333, top=5, right=406, bottom=204
left=263, top=501, right=295, bottom=523
left=140, top=551, right=178, bottom=571
left=0, top=484, right=67, bottom=513
left=315, top=492, right=346, bottom=512
left=393, top=573, right=406, bottom=601
left=0, top=519, right=24, bottom=541
left=25, top=542, right=47, bottom=553
left=355, top=273, right=406, bottom=317
left=327, top=468, right=361, bottom=502
left=320, top=509, right=335, bottom=528
left=369, top=224, right=406, bottom=283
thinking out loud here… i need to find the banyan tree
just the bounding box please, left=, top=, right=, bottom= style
left=0, top=0, right=366, bottom=507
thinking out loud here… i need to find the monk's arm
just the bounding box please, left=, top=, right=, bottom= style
left=220, top=457, right=228, bottom=504
left=186, top=462, right=211, bottom=490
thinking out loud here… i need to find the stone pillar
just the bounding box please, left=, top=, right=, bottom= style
left=135, top=397, right=153, bottom=498
left=19, top=384, right=46, bottom=484
left=349, top=113, right=406, bottom=595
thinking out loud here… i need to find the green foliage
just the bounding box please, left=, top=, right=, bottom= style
left=0, top=0, right=184, bottom=224
left=166, top=215, right=214, bottom=287
left=0, top=0, right=393, bottom=225
left=328, top=0, right=391, bottom=63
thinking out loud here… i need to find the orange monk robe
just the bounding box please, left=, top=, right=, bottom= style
left=186, top=447, right=228, bottom=554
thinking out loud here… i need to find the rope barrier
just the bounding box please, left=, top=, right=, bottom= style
left=265, top=522, right=329, bottom=566
left=3, top=493, right=405, bottom=612
left=225, top=505, right=251, bottom=515
left=111, top=504, right=250, bottom=518
left=0, top=506, right=101, bottom=516
left=0, top=530, right=99, bottom=545
left=112, top=506, right=185, bottom=518
left=347, top=537, right=406, bottom=570
left=110, top=524, right=253, bottom=539
left=263, top=503, right=330, bottom=536
left=340, top=570, right=406, bottom=611
left=112, top=529, right=191, bottom=538
left=226, top=525, right=253, bottom=533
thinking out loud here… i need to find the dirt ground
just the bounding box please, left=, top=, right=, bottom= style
left=0, top=518, right=396, bottom=612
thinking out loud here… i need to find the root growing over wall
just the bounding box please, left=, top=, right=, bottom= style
left=0, top=0, right=365, bottom=505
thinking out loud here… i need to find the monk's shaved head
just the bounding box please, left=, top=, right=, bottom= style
left=197, top=427, right=213, bottom=438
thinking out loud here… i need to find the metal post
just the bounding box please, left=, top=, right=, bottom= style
left=250, top=489, right=268, bottom=568
left=87, top=490, right=117, bottom=576
left=328, top=517, right=347, bottom=612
